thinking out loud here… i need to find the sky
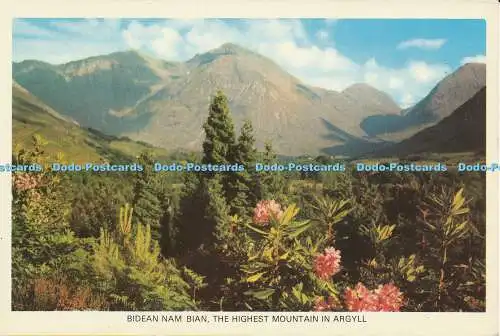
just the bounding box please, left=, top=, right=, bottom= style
left=12, top=18, right=486, bottom=108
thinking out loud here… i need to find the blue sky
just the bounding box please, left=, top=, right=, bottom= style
left=13, top=18, right=486, bottom=108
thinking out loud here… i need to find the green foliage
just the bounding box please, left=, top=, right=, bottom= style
left=92, top=204, right=201, bottom=310
left=254, top=142, right=286, bottom=202
left=240, top=204, right=337, bottom=311
left=132, top=151, right=163, bottom=241
left=11, top=95, right=486, bottom=313
left=70, top=173, right=130, bottom=237
left=202, top=90, right=236, bottom=167
left=12, top=135, right=91, bottom=310
left=228, top=119, right=258, bottom=217
left=309, top=195, right=352, bottom=244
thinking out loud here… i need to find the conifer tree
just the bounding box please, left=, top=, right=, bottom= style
left=132, top=151, right=163, bottom=241
left=202, top=90, right=236, bottom=167
left=228, top=119, right=258, bottom=217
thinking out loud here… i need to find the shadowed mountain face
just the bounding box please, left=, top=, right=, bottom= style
left=12, top=81, right=169, bottom=163
left=12, top=43, right=486, bottom=156
left=373, top=87, right=486, bottom=157
left=361, top=63, right=486, bottom=139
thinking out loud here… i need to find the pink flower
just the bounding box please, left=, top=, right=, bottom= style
left=374, top=283, right=404, bottom=312
left=314, top=247, right=341, bottom=279
left=343, top=282, right=404, bottom=312
left=13, top=173, right=43, bottom=191
left=344, top=283, right=379, bottom=312
left=252, top=200, right=283, bottom=225
left=313, top=295, right=340, bottom=311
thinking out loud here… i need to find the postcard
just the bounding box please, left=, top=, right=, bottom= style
left=1, top=0, right=498, bottom=335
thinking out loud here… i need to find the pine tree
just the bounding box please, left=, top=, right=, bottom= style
left=228, top=119, right=258, bottom=217
left=132, top=151, right=163, bottom=241
left=177, top=90, right=238, bottom=252
left=202, top=90, right=236, bottom=167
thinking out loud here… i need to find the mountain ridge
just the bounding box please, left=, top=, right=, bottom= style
left=12, top=44, right=486, bottom=156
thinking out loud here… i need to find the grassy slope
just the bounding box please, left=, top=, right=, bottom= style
left=12, top=84, right=170, bottom=163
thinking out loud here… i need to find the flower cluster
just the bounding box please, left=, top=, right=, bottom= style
left=13, top=173, right=43, bottom=191
left=252, top=200, right=283, bottom=225
left=343, top=282, right=403, bottom=312
left=314, top=247, right=341, bottom=279
left=313, top=295, right=341, bottom=311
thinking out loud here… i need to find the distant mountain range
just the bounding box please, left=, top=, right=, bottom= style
left=12, top=43, right=487, bottom=157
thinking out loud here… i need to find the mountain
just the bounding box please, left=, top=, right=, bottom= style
left=361, top=63, right=486, bottom=140
left=12, top=82, right=169, bottom=163
left=13, top=50, right=187, bottom=133
left=12, top=44, right=486, bottom=157
left=373, top=87, right=486, bottom=157
left=13, top=43, right=402, bottom=156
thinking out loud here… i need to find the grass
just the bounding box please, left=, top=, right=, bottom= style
left=12, top=85, right=171, bottom=164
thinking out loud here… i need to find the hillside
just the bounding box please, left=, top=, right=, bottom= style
left=12, top=82, right=169, bottom=163
left=373, top=87, right=486, bottom=157
left=361, top=63, right=486, bottom=139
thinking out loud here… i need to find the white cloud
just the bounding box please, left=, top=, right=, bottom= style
left=408, top=61, right=450, bottom=83
left=13, top=19, right=126, bottom=63
left=316, top=30, right=329, bottom=41
left=388, top=76, right=404, bottom=89
left=400, top=93, right=415, bottom=108
left=397, top=38, right=446, bottom=50
left=461, top=54, right=486, bottom=65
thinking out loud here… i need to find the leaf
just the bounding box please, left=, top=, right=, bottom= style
left=244, top=288, right=276, bottom=300
left=245, top=223, right=268, bottom=235
left=452, top=188, right=465, bottom=212
left=288, top=221, right=312, bottom=238
left=279, top=251, right=290, bottom=260
left=280, top=204, right=300, bottom=225
left=247, top=272, right=266, bottom=283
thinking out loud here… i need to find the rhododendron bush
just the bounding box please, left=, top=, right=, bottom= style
left=240, top=200, right=406, bottom=312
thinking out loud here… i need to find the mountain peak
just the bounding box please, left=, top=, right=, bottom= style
left=212, top=42, right=251, bottom=55
left=186, top=43, right=256, bottom=67
left=342, top=83, right=379, bottom=94
left=341, top=83, right=401, bottom=114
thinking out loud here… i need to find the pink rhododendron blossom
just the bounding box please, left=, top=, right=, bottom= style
left=13, top=173, right=43, bottom=191
left=374, top=283, right=404, bottom=311
left=344, top=282, right=404, bottom=312
left=252, top=200, right=283, bottom=225
left=344, top=283, right=379, bottom=311
left=313, top=295, right=340, bottom=311
left=314, top=247, right=341, bottom=279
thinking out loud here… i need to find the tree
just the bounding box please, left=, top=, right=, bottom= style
left=228, top=119, right=258, bottom=217
left=202, top=90, right=236, bottom=167
left=177, top=91, right=237, bottom=253
left=255, top=142, right=286, bottom=202
left=132, top=151, right=163, bottom=241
